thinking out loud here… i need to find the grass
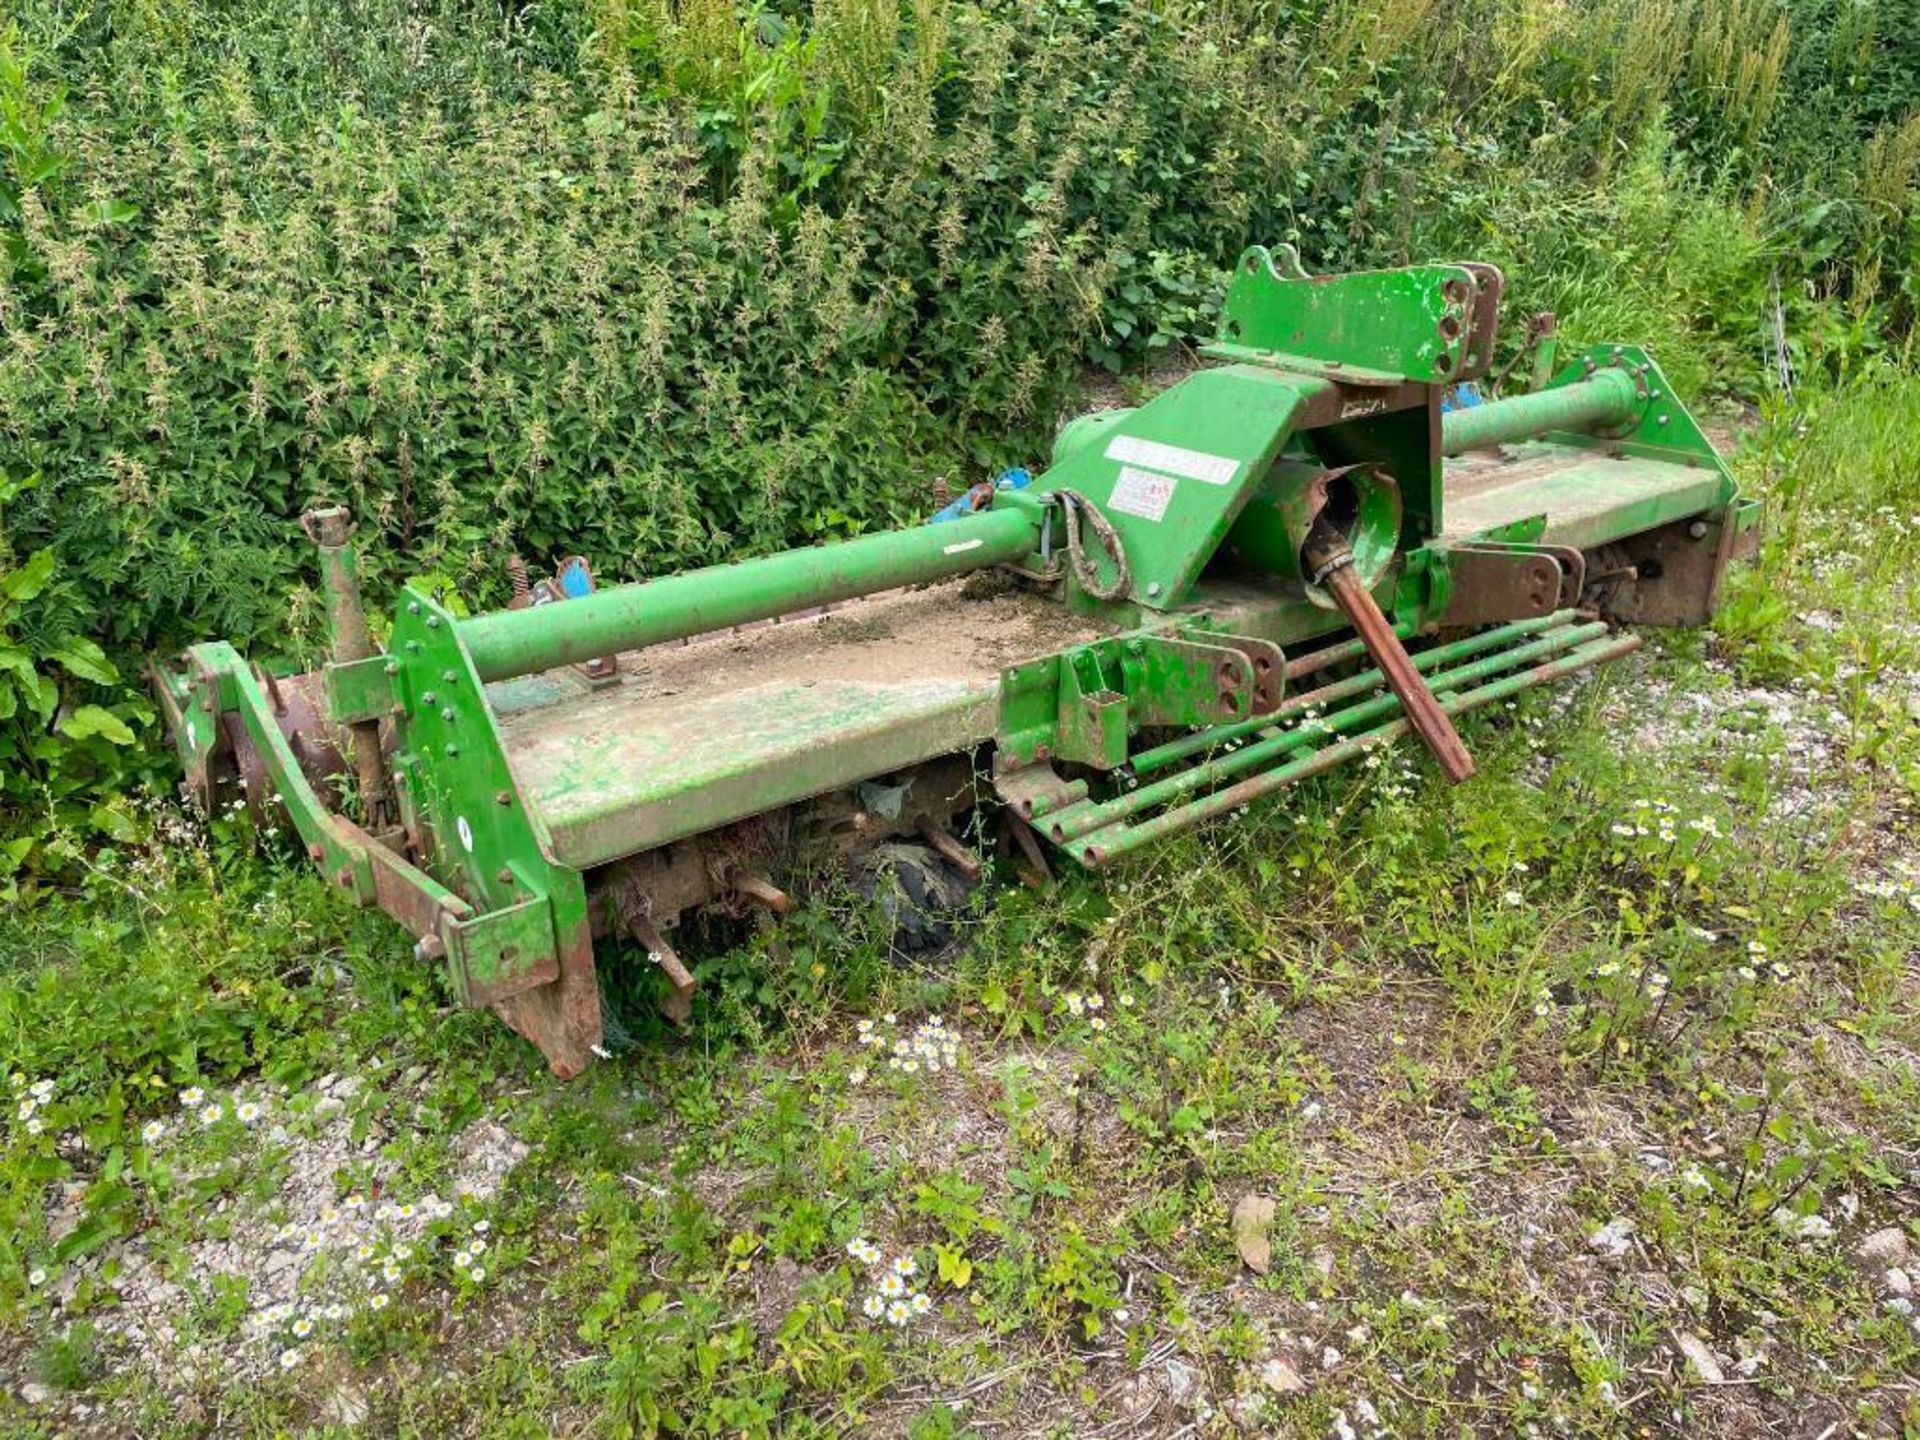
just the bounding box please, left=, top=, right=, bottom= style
left=1, top=380, right=1917, bottom=1437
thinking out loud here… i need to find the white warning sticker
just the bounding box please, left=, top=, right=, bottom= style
left=1107, top=465, right=1178, bottom=522
left=942, top=538, right=984, bottom=556
left=1105, top=435, right=1240, bottom=486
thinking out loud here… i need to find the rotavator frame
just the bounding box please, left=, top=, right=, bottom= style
left=156, top=248, right=1760, bottom=1074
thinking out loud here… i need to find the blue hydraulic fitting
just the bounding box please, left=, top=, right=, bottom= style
left=929, top=467, right=1033, bottom=523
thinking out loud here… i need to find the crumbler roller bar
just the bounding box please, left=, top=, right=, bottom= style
left=156, top=247, right=1761, bottom=1073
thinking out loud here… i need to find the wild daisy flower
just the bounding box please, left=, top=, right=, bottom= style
left=878, top=1272, right=906, bottom=1299
left=886, top=1299, right=912, bottom=1326
left=29, top=1079, right=53, bottom=1100
left=846, top=1238, right=882, bottom=1266
left=469, top=1267, right=487, bottom=1282
left=453, top=1249, right=473, bottom=1268
left=889, top=1254, right=917, bottom=1279
left=199, top=1103, right=223, bottom=1127
left=849, top=1066, right=868, bottom=1086
left=862, top=1294, right=886, bottom=1319
left=395, top=1203, right=416, bottom=1220
left=279, top=1347, right=302, bottom=1371
left=393, top=1243, right=414, bottom=1261
left=469, top=1238, right=487, bottom=1254
left=291, top=1316, right=314, bottom=1338
left=236, top=1101, right=263, bottom=1124
left=369, top=1293, right=391, bottom=1311
left=179, top=1086, right=204, bottom=1108
left=472, top=1220, right=490, bottom=1234
left=910, top=1292, right=931, bottom=1316
left=28, top=1267, right=48, bottom=1288
left=140, top=1120, right=166, bottom=1144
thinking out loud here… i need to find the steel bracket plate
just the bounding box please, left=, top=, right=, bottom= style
left=997, top=628, right=1285, bottom=770
left=324, top=655, right=395, bottom=726
left=1431, top=543, right=1580, bottom=627
left=445, top=896, right=563, bottom=1006
left=1203, top=246, right=1497, bottom=383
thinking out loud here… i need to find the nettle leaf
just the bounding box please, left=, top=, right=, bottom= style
left=79, top=198, right=141, bottom=228
left=58, top=705, right=136, bottom=745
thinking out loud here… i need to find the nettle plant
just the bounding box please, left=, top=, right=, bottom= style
left=0, top=473, right=149, bottom=892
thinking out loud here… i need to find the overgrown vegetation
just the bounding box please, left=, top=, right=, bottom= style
left=2, top=0, right=1919, bottom=869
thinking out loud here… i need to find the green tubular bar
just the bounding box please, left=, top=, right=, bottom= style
left=1131, top=609, right=1577, bottom=777
left=1441, top=368, right=1639, bottom=455
left=1044, top=619, right=1610, bottom=842
left=1067, top=632, right=1641, bottom=863
left=459, top=506, right=1042, bottom=684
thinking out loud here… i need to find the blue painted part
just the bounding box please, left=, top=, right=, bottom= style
left=557, top=557, right=595, bottom=598
left=928, top=467, right=1034, bottom=523
left=1441, top=383, right=1486, bottom=413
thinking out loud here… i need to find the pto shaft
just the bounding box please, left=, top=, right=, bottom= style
left=1441, top=367, right=1639, bottom=456
left=1302, top=517, right=1475, bottom=783
left=459, top=505, right=1041, bottom=683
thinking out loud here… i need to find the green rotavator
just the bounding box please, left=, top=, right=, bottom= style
left=156, top=248, right=1760, bottom=1075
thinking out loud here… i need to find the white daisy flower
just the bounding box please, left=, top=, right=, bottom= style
left=468, top=1267, right=486, bottom=1282
left=878, top=1272, right=906, bottom=1299
left=291, top=1316, right=314, bottom=1338
left=886, top=1299, right=911, bottom=1326
left=140, top=1120, right=166, bottom=1144
left=368, top=1293, right=391, bottom=1311
left=279, top=1347, right=302, bottom=1371
left=862, top=1293, right=886, bottom=1319
left=180, top=1086, right=204, bottom=1108
left=889, top=1254, right=917, bottom=1279
left=28, top=1267, right=48, bottom=1288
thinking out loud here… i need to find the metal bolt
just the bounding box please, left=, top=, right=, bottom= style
left=442, top=670, right=457, bottom=684
left=426, top=616, right=441, bottom=629
left=1035, top=743, right=1052, bottom=762
left=407, top=601, right=420, bottom=614
left=444, top=743, right=459, bottom=756
left=413, top=935, right=444, bottom=963
left=440, top=706, right=454, bottom=721
left=1146, top=582, right=1162, bottom=597
left=385, top=662, right=399, bottom=675
left=495, top=790, right=512, bottom=805
left=1656, top=413, right=1670, bottom=426
left=307, top=842, right=325, bottom=861
left=390, top=704, right=406, bottom=718
left=406, top=641, right=420, bottom=653
left=1688, top=520, right=1709, bottom=539
left=421, top=691, right=437, bottom=705
left=496, top=867, right=514, bottom=885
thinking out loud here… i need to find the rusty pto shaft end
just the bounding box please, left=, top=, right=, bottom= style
left=1301, top=517, right=1477, bottom=784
